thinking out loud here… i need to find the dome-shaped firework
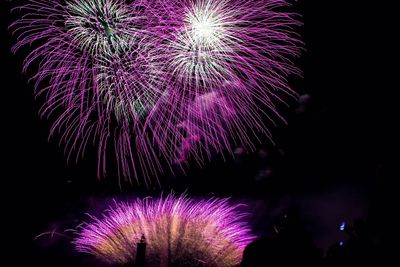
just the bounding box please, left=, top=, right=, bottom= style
left=74, top=194, right=254, bottom=266
left=11, top=0, right=302, bottom=184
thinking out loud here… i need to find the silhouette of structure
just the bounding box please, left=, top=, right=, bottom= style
left=241, top=209, right=321, bottom=266
left=136, top=235, right=146, bottom=267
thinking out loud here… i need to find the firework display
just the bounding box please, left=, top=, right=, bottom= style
left=74, top=194, right=254, bottom=266
left=11, top=0, right=302, bottom=183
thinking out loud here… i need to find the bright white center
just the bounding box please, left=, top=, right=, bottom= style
left=187, top=6, right=222, bottom=45
left=193, top=18, right=215, bottom=39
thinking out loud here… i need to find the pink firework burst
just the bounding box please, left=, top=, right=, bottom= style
left=11, top=0, right=302, bottom=184
left=74, top=194, right=255, bottom=266
left=10, top=0, right=170, bottom=184
left=145, top=0, right=302, bottom=164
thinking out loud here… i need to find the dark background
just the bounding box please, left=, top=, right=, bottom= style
left=1, top=0, right=395, bottom=266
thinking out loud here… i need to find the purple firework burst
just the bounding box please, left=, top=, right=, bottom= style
left=11, top=0, right=168, bottom=184
left=74, top=193, right=254, bottom=266
left=145, top=0, right=302, bottom=163
left=11, top=0, right=302, bottom=184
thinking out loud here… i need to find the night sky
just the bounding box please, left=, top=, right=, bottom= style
left=1, top=0, right=395, bottom=266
